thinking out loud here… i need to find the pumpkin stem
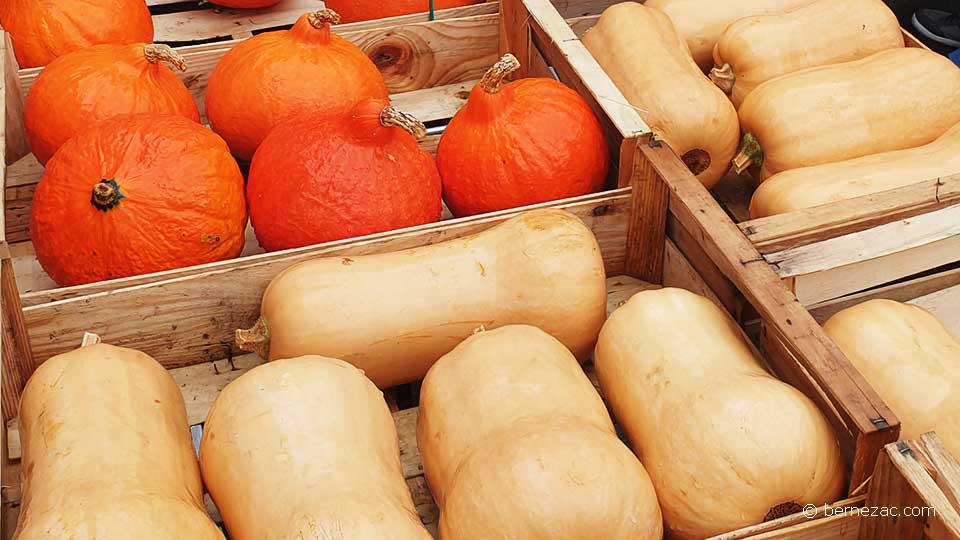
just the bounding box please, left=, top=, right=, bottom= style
left=80, top=332, right=102, bottom=348
left=380, top=106, right=428, bottom=140
left=764, top=502, right=803, bottom=522
left=709, top=63, right=735, bottom=95
left=479, top=53, right=521, bottom=94
left=236, top=317, right=271, bottom=359
left=732, top=132, right=762, bottom=175
left=144, top=44, right=187, bottom=72
left=91, top=179, right=125, bottom=212
left=308, top=9, right=341, bottom=28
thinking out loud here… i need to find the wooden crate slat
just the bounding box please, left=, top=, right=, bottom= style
left=909, top=282, right=960, bottom=335
left=3, top=34, right=28, bottom=168
left=153, top=0, right=323, bottom=43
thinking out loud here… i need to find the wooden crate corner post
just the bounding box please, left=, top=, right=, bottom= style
left=0, top=243, right=33, bottom=425
left=2, top=32, right=29, bottom=167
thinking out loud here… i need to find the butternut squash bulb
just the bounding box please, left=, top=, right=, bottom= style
left=14, top=343, right=223, bottom=540
left=200, top=356, right=431, bottom=540
left=237, top=209, right=607, bottom=388
left=736, top=48, right=960, bottom=179
left=418, top=325, right=663, bottom=540
left=594, top=288, right=845, bottom=539
left=711, top=0, right=903, bottom=108
left=750, top=122, right=960, bottom=218
left=645, top=0, right=815, bottom=71
left=583, top=2, right=739, bottom=188
left=823, top=300, right=960, bottom=457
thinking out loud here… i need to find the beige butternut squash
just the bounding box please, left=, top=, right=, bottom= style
left=237, top=209, right=607, bottom=388
left=594, top=288, right=844, bottom=539
left=646, top=0, right=815, bottom=71
left=824, top=300, right=960, bottom=457
left=583, top=2, right=740, bottom=188
left=711, top=0, right=903, bottom=108
left=14, top=343, right=224, bottom=540
left=200, top=356, right=431, bottom=540
left=750, top=122, right=960, bottom=217
left=418, top=325, right=663, bottom=540
left=735, top=48, right=960, bottom=179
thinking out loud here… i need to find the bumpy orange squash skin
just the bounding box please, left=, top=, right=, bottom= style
left=205, top=10, right=389, bottom=161
left=437, top=55, right=609, bottom=217
left=30, top=114, right=247, bottom=287
left=325, top=0, right=483, bottom=22
left=25, top=43, right=199, bottom=165
left=247, top=99, right=442, bottom=251
left=0, top=0, right=154, bottom=68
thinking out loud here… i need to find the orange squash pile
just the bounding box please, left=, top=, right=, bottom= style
left=30, top=114, right=247, bottom=286
left=437, top=54, right=609, bottom=217
left=326, top=0, right=484, bottom=23
left=25, top=43, right=199, bottom=165
left=205, top=9, right=389, bottom=160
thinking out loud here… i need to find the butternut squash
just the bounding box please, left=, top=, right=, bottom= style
left=823, top=300, right=960, bottom=457
left=594, top=288, right=845, bottom=539
left=14, top=343, right=224, bottom=540
left=418, top=325, right=663, bottom=540
left=645, top=0, right=815, bottom=71
left=735, top=48, right=960, bottom=179
left=750, top=122, right=960, bottom=218
left=711, top=0, right=903, bottom=108
left=236, top=209, right=607, bottom=388
left=583, top=2, right=740, bottom=188
left=199, top=356, right=431, bottom=540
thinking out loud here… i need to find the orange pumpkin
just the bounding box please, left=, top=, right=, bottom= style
left=247, top=98, right=442, bottom=251
left=325, top=0, right=484, bottom=23
left=437, top=54, right=609, bottom=217
left=0, top=0, right=154, bottom=69
left=30, top=114, right=247, bottom=287
left=205, top=9, right=389, bottom=161
left=25, top=44, right=199, bottom=166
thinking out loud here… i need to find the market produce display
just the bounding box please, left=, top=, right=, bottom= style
left=437, top=54, right=609, bottom=216
left=236, top=209, right=607, bottom=387
left=735, top=47, right=960, bottom=179
left=13, top=342, right=223, bottom=540
left=327, top=0, right=485, bottom=22
left=711, top=0, right=903, bottom=108
left=594, top=288, right=845, bottom=539
left=200, top=357, right=432, bottom=540
left=205, top=9, right=390, bottom=160
left=750, top=122, right=960, bottom=217
left=418, top=325, right=663, bottom=540
left=24, top=43, right=199, bottom=165
left=30, top=114, right=247, bottom=286
left=0, top=0, right=154, bottom=68
left=583, top=2, right=739, bottom=188
left=644, top=0, right=814, bottom=71
left=824, top=300, right=960, bottom=457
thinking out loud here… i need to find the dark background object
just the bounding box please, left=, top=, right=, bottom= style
left=885, top=0, right=957, bottom=53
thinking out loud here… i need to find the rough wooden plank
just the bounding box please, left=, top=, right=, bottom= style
left=3, top=34, right=28, bottom=167
left=153, top=0, right=323, bottom=43
left=0, top=246, right=31, bottom=422
left=909, top=283, right=960, bottom=336
left=666, top=213, right=744, bottom=321
left=624, top=139, right=668, bottom=282
left=918, top=433, right=960, bottom=519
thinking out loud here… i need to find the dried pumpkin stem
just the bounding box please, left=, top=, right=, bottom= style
left=479, top=53, right=521, bottom=94
left=380, top=106, right=428, bottom=140
left=732, top=132, right=763, bottom=174
left=709, top=63, right=735, bottom=95
left=144, top=44, right=187, bottom=72
left=764, top=502, right=803, bottom=522
left=91, top=179, right=124, bottom=212
left=308, top=8, right=342, bottom=28
left=236, top=317, right=271, bottom=359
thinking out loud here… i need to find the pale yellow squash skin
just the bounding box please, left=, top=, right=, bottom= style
left=583, top=2, right=739, bottom=188
left=418, top=325, right=663, bottom=540
left=750, top=122, right=960, bottom=218
left=247, top=209, right=607, bottom=388
left=824, top=300, right=960, bottom=457
left=594, top=288, right=845, bottom=539
left=739, top=48, right=960, bottom=179
left=712, top=0, right=903, bottom=108
left=646, top=0, right=815, bottom=71
left=200, top=356, right=431, bottom=540
left=14, top=344, right=224, bottom=540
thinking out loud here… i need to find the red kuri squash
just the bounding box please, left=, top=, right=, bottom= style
left=30, top=114, right=248, bottom=287
left=205, top=9, right=390, bottom=160
left=325, top=0, right=484, bottom=23
left=25, top=44, right=199, bottom=166
left=247, top=98, right=442, bottom=251
left=0, top=0, right=154, bottom=68
left=437, top=54, right=609, bottom=217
